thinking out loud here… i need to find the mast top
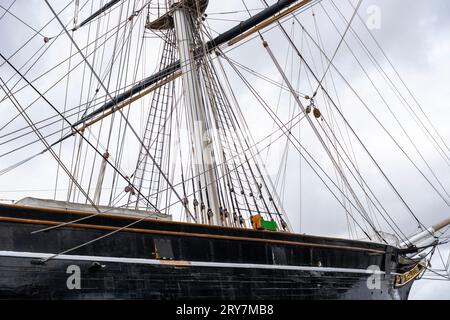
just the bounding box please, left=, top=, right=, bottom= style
left=146, top=0, right=209, bottom=30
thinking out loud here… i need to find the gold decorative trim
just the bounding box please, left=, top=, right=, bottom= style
left=394, top=263, right=425, bottom=288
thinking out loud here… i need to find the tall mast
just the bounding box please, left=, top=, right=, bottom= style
left=75, top=0, right=307, bottom=126
left=171, top=0, right=221, bottom=225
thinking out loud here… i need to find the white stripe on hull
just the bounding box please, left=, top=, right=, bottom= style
left=0, top=250, right=385, bottom=275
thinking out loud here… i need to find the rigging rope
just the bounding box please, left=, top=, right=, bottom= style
left=311, top=0, right=362, bottom=98
left=264, top=7, right=427, bottom=234
left=0, top=52, right=158, bottom=214
left=44, top=0, right=193, bottom=219
left=0, top=75, right=101, bottom=214
left=223, top=53, right=376, bottom=240
left=319, top=2, right=450, bottom=206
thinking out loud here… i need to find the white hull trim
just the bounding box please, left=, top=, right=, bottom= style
left=0, top=250, right=385, bottom=275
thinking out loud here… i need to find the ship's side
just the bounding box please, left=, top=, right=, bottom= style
left=0, top=203, right=415, bottom=300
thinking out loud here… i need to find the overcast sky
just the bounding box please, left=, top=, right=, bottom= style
left=0, top=0, right=449, bottom=299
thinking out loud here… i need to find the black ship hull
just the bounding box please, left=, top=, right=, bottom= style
left=0, top=203, right=415, bottom=300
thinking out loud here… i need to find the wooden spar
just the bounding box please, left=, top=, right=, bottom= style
left=400, top=216, right=450, bottom=248
left=227, top=0, right=312, bottom=47
left=433, top=218, right=450, bottom=233
left=73, top=0, right=122, bottom=30
left=76, top=71, right=182, bottom=132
